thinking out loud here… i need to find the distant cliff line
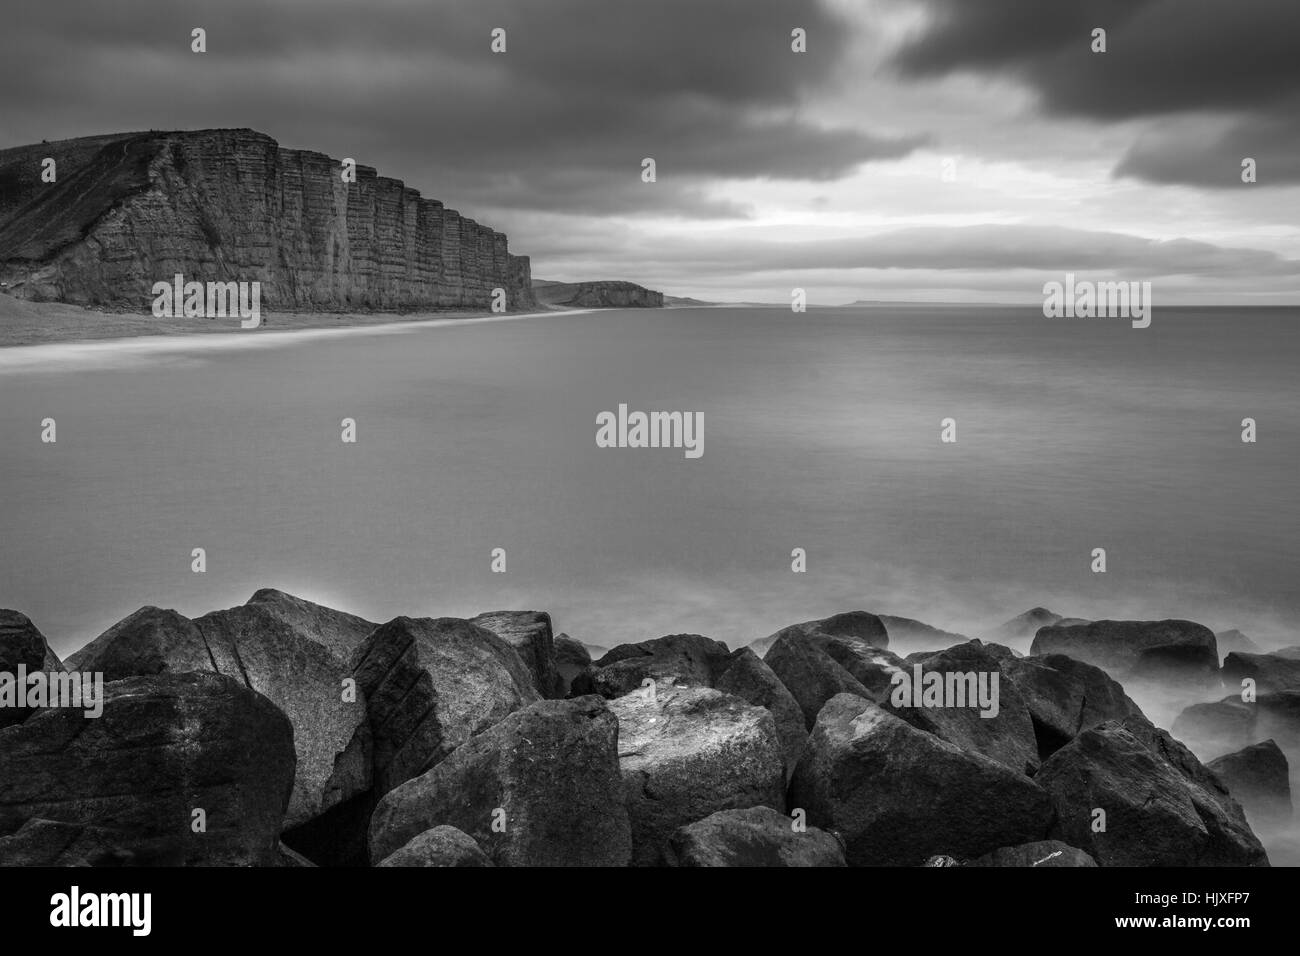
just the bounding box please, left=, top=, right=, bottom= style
left=0, top=129, right=536, bottom=313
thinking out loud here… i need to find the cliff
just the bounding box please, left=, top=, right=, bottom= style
left=0, top=129, right=535, bottom=311
left=532, top=279, right=663, bottom=309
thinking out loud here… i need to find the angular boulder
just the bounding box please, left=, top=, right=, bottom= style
left=1216, top=629, right=1263, bottom=661
left=753, top=611, right=890, bottom=658
left=590, top=633, right=731, bottom=698
left=0, top=672, right=294, bottom=866
left=470, top=610, right=564, bottom=699
left=368, top=696, right=630, bottom=866
left=713, top=647, right=808, bottom=779
left=1207, top=740, right=1292, bottom=828
left=789, top=694, right=1053, bottom=866
left=350, top=616, right=539, bottom=797
left=882, top=641, right=1040, bottom=775
left=1030, top=619, right=1217, bottom=678
left=0, top=610, right=64, bottom=728
left=1222, top=652, right=1300, bottom=694
left=763, top=631, right=875, bottom=729
left=611, top=686, right=786, bottom=866
left=244, top=588, right=377, bottom=661
left=668, top=806, right=845, bottom=867
left=66, top=603, right=371, bottom=831
left=1000, top=653, right=1146, bottom=758
left=1036, top=720, right=1268, bottom=866
left=376, top=825, right=494, bottom=867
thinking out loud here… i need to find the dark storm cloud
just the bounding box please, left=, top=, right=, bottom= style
left=892, top=0, right=1300, bottom=186
left=0, top=0, right=925, bottom=218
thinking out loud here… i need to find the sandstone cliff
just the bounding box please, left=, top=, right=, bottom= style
left=0, top=129, right=535, bottom=311
left=532, top=279, right=663, bottom=308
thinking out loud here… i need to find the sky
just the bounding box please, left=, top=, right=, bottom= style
left=2, top=0, right=1298, bottom=304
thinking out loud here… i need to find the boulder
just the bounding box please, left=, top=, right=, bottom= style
left=877, top=614, right=969, bottom=649
left=763, top=631, right=875, bottom=729
left=0, top=610, right=64, bottom=728
left=611, top=686, right=786, bottom=866
left=1222, top=652, right=1300, bottom=694
left=789, top=694, right=1053, bottom=866
left=1030, top=619, right=1218, bottom=678
left=376, top=825, right=494, bottom=867
left=882, top=641, right=1041, bottom=775
left=1000, top=653, right=1146, bottom=758
left=470, top=610, right=564, bottom=699
left=244, top=588, right=376, bottom=661
left=990, top=607, right=1068, bottom=643
left=969, top=840, right=1097, bottom=867
left=1275, top=646, right=1300, bottom=660
left=554, top=633, right=593, bottom=697
left=809, top=638, right=908, bottom=702
left=350, top=616, right=539, bottom=797
left=1207, top=740, right=1292, bottom=827
left=368, top=696, right=630, bottom=866
left=1131, top=643, right=1221, bottom=686
left=63, top=606, right=212, bottom=679
left=0, top=672, right=294, bottom=866
left=1216, top=629, right=1263, bottom=661
left=1036, top=720, right=1267, bottom=866
left=1174, top=692, right=1300, bottom=764
left=65, top=603, right=371, bottom=831
left=668, top=807, right=845, bottom=867
left=753, top=611, right=890, bottom=658
left=589, top=633, right=731, bottom=698
left=712, top=647, right=808, bottom=779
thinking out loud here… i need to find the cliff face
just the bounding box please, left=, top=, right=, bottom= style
left=532, top=280, right=663, bottom=309
left=0, top=129, right=535, bottom=311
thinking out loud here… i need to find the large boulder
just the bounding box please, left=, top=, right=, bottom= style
left=376, top=825, right=494, bottom=868
left=1222, top=652, right=1300, bottom=694
left=668, top=807, right=845, bottom=867
left=882, top=641, right=1040, bottom=775
left=1173, top=692, right=1300, bottom=762
left=751, top=611, right=890, bottom=658
left=470, top=611, right=564, bottom=699
left=789, top=694, right=1053, bottom=866
left=1030, top=620, right=1217, bottom=678
left=368, top=696, right=630, bottom=866
left=1036, top=720, right=1268, bottom=866
left=763, top=632, right=875, bottom=729
left=1207, top=740, right=1292, bottom=828
left=808, top=637, right=909, bottom=702
left=969, top=840, right=1097, bottom=867
left=65, top=603, right=371, bottom=831
left=589, top=633, right=731, bottom=698
left=878, top=614, right=968, bottom=649
left=0, top=672, right=294, bottom=866
left=611, top=686, right=786, bottom=866
left=243, top=588, right=376, bottom=661
left=990, top=607, right=1079, bottom=643
left=1216, top=629, right=1263, bottom=661
left=713, top=647, right=808, bottom=779
left=0, top=610, right=64, bottom=728
left=1000, top=653, right=1146, bottom=758
left=350, top=616, right=539, bottom=797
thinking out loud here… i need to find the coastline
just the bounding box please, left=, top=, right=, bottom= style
left=0, top=294, right=589, bottom=350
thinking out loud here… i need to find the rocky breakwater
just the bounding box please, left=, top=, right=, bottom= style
left=0, top=129, right=536, bottom=312
left=0, top=596, right=1275, bottom=867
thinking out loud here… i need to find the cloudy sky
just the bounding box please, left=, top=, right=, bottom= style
left=3, top=0, right=1298, bottom=303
